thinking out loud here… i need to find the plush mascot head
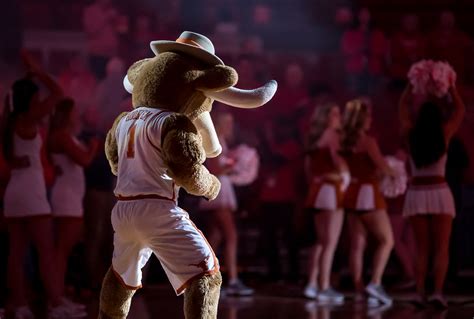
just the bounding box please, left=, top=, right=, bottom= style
left=123, top=31, right=277, bottom=158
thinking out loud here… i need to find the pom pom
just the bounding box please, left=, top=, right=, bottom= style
left=228, top=144, right=260, bottom=186
left=408, top=60, right=456, bottom=98
left=380, top=156, right=408, bottom=198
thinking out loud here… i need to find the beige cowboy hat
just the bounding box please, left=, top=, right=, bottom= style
left=150, top=31, right=224, bottom=66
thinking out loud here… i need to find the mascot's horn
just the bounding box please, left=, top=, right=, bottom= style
left=123, top=75, right=134, bottom=94
left=192, top=111, right=222, bottom=158
left=203, top=80, right=277, bottom=108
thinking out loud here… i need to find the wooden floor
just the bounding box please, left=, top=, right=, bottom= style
left=81, top=285, right=474, bottom=319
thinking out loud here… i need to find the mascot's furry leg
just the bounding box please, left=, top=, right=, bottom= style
left=184, top=272, right=222, bottom=319
left=98, top=267, right=136, bottom=319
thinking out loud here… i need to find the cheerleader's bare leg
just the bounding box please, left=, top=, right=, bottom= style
left=55, top=217, right=83, bottom=296
left=410, top=215, right=430, bottom=296
left=389, top=214, right=416, bottom=281
left=27, top=217, right=62, bottom=305
left=359, top=210, right=394, bottom=285
left=431, top=215, right=452, bottom=294
left=6, top=221, right=29, bottom=308
left=307, top=243, right=323, bottom=288
left=313, top=209, right=344, bottom=289
left=348, top=212, right=367, bottom=292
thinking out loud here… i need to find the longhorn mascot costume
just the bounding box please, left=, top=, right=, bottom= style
left=99, top=32, right=277, bottom=318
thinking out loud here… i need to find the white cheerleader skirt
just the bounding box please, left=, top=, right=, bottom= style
left=4, top=170, right=51, bottom=218
left=403, top=176, right=455, bottom=217
left=344, top=179, right=386, bottom=212
left=200, top=175, right=237, bottom=212
left=51, top=177, right=85, bottom=218
left=305, top=177, right=343, bottom=211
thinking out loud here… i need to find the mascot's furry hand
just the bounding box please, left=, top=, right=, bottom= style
left=161, top=113, right=221, bottom=200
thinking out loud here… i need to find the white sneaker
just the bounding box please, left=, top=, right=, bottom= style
left=366, top=303, right=392, bottom=317
left=367, top=297, right=380, bottom=307
left=48, top=303, right=87, bottom=319
left=366, top=283, right=393, bottom=305
left=354, top=292, right=379, bottom=305
left=14, top=306, right=35, bottom=319
left=225, top=279, right=254, bottom=296
left=316, top=288, right=344, bottom=304
left=303, top=285, right=318, bottom=299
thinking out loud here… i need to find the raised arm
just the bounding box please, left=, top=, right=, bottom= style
left=22, top=52, right=63, bottom=121
left=161, top=114, right=220, bottom=200
left=399, top=83, right=412, bottom=135
left=444, top=86, right=465, bottom=141
left=56, top=132, right=99, bottom=167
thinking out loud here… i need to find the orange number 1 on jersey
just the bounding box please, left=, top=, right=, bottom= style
left=126, top=121, right=137, bottom=158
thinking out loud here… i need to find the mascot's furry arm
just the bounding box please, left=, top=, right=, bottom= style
left=105, top=112, right=129, bottom=176
left=161, top=114, right=220, bottom=200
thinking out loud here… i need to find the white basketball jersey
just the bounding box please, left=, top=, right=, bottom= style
left=114, top=107, right=179, bottom=201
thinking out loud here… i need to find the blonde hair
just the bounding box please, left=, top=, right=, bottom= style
left=341, top=98, right=370, bottom=153
left=306, top=101, right=338, bottom=152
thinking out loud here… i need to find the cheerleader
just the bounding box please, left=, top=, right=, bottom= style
left=200, top=111, right=253, bottom=296
left=303, top=102, right=348, bottom=303
left=400, top=84, right=465, bottom=307
left=48, top=98, right=99, bottom=307
left=341, top=99, right=394, bottom=306
left=3, top=54, right=85, bottom=318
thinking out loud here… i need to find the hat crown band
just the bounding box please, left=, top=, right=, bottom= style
left=176, top=32, right=215, bottom=55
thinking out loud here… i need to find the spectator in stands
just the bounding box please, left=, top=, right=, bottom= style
left=427, top=11, right=473, bottom=83
left=155, top=0, right=182, bottom=38
left=259, top=117, right=303, bottom=281
left=390, top=14, right=426, bottom=87
left=228, top=57, right=263, bottom=133
left=213, top=8, right=240, bottom=52
left=0, top=0, right=22, bottom=65
left=242, top=3, right=273, bottom=37
left=94, top=57, right=128, bottom=132
left=58, top=55, right=97, bottom=116
left=272, top=62, right=309, bottom=118
left=334, top=6, right=353, bottom=31
left=241, top=36, right=264, bottom=57
left=341, top=7, right=388, bottom=94
left=82, top=0, right=125, bottom=79
left=131, top=13, right=157, bottom=61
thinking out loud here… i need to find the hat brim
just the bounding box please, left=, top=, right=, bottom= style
left=150, top=41, right=224, bottom=66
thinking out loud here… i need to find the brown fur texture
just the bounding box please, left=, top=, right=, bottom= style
left=98, top=268, right=136, bottom=319
left=105, top=112, right=129, bottom=175
left=184, top=272, right=222, bottom=319
left=161, top=113, right=221, bottom=199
